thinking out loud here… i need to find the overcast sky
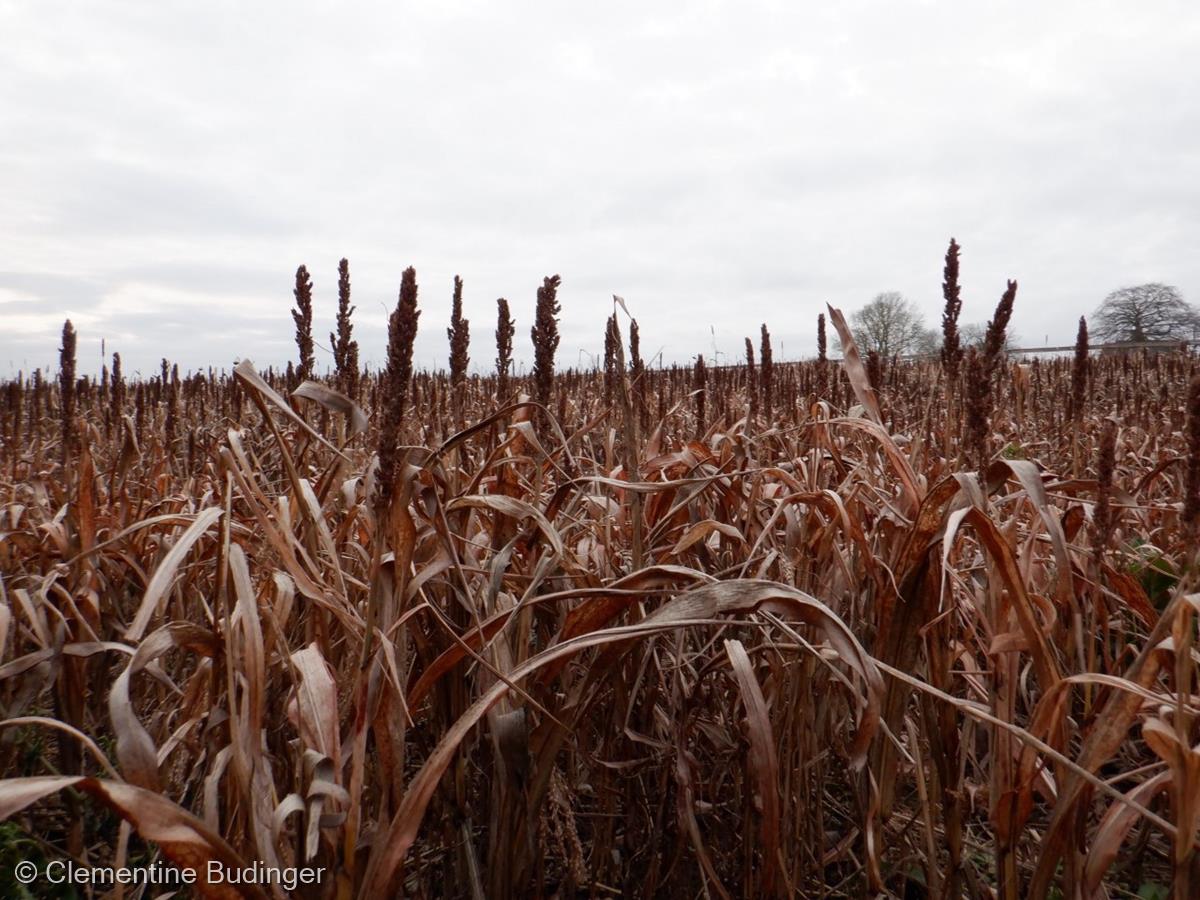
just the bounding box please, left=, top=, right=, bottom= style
left=3, top=1, right=1198, bottom=378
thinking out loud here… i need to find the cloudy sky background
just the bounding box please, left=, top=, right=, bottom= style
left=3, top=0, right=1198, bottom=378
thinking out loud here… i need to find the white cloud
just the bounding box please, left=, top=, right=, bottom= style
left=2, top=1, right=1198, bottom=376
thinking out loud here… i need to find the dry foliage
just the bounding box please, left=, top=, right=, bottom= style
left=1, top=278, right=1199, bottom=899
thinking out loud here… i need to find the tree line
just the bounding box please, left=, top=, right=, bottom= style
left=844, top=275, right=1197, bottom=358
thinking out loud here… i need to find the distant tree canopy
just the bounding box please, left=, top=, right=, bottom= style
left=1093, top=283, right=1199, bottom=344
left=840, top=292, right=939, bottom=358
left=959, top=321, right=1020, bottom=352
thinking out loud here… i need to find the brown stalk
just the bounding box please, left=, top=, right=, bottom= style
left=376, top=266, right=420, bottom=510
left=331, top=257, right=360, bottom=398
left=603, top=313, right=617, bottom=407
left=495, top=297, right=515, bottom=401
left=760, top=323, right=773, bottom=423
left=745, top=337, right=757, bottom=425
left=1184, top=374, right=1200, bottom=538
left=448, top=275, right=470, bottom=424
left=608, top=300, right=644, bottom=569
left=629, top=317, right=647, bottom=433
left=940, top=237, right=963, bottom=379
left=59, top=319, right=77, bottom=464
left=983, top=278, right=1017, bottom=378
left=291, top=264, right=315, bottom=384
left=530, top=274, right=561, bottom=428
left=1070, top=315, right=1089, bottom=477
left=965, top=345, right=990, bottom=472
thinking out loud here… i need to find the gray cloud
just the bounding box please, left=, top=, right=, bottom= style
left=3, top=1, right=1198, bottom=378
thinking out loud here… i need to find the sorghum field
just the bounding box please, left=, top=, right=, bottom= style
left=2, top=255, right=1199, bottom=899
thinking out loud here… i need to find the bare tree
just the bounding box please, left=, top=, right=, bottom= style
left=914, top=327, right=941, bottom=356
left=841, top=292, right=933, bottom=358
left=1092, top=283, right=1198, bottom=343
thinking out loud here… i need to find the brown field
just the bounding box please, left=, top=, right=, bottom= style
left=1, top=281, right=1199, bottom=898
